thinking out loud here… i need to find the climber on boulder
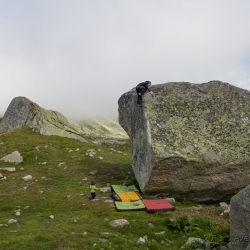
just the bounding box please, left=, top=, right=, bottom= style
left=135, top=81, right=152, bottom=106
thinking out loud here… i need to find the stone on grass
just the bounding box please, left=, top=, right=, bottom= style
left=100, top=187, right=111, bottom=193
left=8, top=219, right=17, bottom=224
left=0, top=151, right=23, bottom=163
left=109, top=219, right=130, bottom=227
left=0, top=167, right=16, bottom=172
left=22, top=175, right=32, bottom=181
left=166, top=197, right=176, bottom=203
left=136, top=237, right=146, bottom=245
left=181, top=237, right=204, bottom=249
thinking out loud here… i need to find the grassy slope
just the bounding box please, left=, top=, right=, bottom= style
left=0, top=128, right=229, bottom=250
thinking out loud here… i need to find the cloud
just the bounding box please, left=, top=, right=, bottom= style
left=0, top=0, right=250, bottom=120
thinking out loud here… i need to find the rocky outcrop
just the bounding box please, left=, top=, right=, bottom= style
left=77, top=118, right=129, bottom=145
left=118, top=81, right=250, bottom=203
left=0, top=97, right=86, bottom=142
left=230, top=185, right=250, bottom=250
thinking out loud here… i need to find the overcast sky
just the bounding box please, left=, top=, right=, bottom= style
left=1, top=0, right=250, bottom=121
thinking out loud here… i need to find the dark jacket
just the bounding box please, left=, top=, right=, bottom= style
left=136, top=82, right=151, bottom=92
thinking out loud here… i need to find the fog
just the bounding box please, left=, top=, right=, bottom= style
left=1, top=0, right=250, bottom=121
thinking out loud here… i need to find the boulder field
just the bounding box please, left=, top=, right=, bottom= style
left=118, top=81, right=250, bottom=203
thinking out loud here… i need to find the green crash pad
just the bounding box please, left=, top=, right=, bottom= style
left=111, top=185, right=138, bottom=193
left=115, top=200, right=146, bottom=211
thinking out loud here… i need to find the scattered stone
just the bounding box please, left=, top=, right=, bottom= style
left=68, top=150, right=73, bottom=153
left=166, top=197, right=176, bottom=203
left=22, top=175, right=32, bottom=181
left=44, top=145, right=48, bottom=148
left=100, top=187, right=111, bottom=193
left=109, top=219, right=130, bottom=227
left=42, top=162, right=47, bottom=165
left=49, top=215, right=54, bottom=219
left=0, top=224, right=8, bottom=227
left=203, top=241, right=219, bottom=249
left=15, top=211, right=21, bottom=216
left=82, top=177, right=87, bottom=180
left=0, top=151, right=23, bottom=163
left=181, top=238, right=204, bottom=249
left=99, top=156, right=103, bottom=160
left=58, top=162, right=65, bottom=167
left=35, top=147, right=40, bottom=151
left=24, top=206, right=30, bottom=209
left=89, top=170, right=97, bottom=175
left=20, top=167, right=25, bottom=170
left=98, top=238, right=108, bottom=242
left=0, top=173, right=3, bottom=178
left=104, top=200, right=114, bottom=203
left=219, top=202, right=228, bottom=210
left=0, top=167, right=16, bottom=172
left=101, top=232, right=110, bottom=235
left=154, top=231, right=165, bottom=236
left=80, top=232, right=87, bottom=236
left=136, top=237, right=145, bottom=245
left=148, top=223, right=154, bottom=227
left=23, top=187, right=28, bottom=190
left=38, top=191, right=43, bottom=195
left=0, top=176, right=7, bottom=180
left=8, top=219, right=17, bottom=224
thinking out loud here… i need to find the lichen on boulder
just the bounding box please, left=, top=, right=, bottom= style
left=118, top=81, right=250, bottom=203
left=0, top=96, right=86, bottom=142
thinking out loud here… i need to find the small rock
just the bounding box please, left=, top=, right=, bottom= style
left=154, top=231, right=165, bottom=235
left=23, top=175, right=32, bottom=181
left=49, top=215, right=54, bottom=219
left=99, top=238, right=108, bottom=242
left=136, top=237, right=145, bottom=245
left=109, top=219, right=130, bottom=227
left=8, top=219, right=17, bottom=224
left=0, top=224, right=8, bottom=227
left=15, top=211, right=21, bottom=216
left=0, top=167, right=16, bottom=172
left=148, top=223, right=154, bottom=227
left=89, top=170, right=97, bottom=175
left=100, top=187, right=111, bottom=193
left=166, top=197, right=176, bottom=203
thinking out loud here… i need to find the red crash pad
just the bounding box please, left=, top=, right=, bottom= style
left=142, top=198, right=175, bottom=213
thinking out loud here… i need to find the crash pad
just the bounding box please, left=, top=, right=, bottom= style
left=111, top=185, right=138, bottom=193
left=115, top=200, right=146, bottom=211
left=116, top=191, right=141, bottom=202
left=142, top=199, right=175, bottom=213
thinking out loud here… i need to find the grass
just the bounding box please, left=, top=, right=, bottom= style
left=0, top=127, right=230, bottom=250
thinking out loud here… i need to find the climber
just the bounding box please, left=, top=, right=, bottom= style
left=135, top=81, right=152, bottom=106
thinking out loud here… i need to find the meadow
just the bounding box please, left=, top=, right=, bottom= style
left=0, top=127, right=229, bottom=250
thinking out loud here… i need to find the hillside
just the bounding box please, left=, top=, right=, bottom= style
left=0, top=125, right=230, bottom=250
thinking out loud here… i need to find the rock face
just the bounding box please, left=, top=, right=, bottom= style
left=118, top=81, right=250, bottom=203
left=230, top=185, right=250, bottom=250
left=0, top=97, right=86, bottom=142
left=77, top=118, right=129, bottom=145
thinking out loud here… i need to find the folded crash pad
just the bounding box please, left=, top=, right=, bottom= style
left=111, top=185, right=138, bottom=193
left=115, top=200, right=146, bottom=211
left=142, top=199, right=175, bottom=213
left=116, top=191, right=141, bottom=202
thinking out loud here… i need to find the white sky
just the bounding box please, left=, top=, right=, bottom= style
left=1, top=0, right=250, bottom=120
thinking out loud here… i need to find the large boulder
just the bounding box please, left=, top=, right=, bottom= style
left=118, top=81, right=250, bottom=203
left=0, top=96, right=86, bottom=142
left=230, top=185, right=250, bottom=250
